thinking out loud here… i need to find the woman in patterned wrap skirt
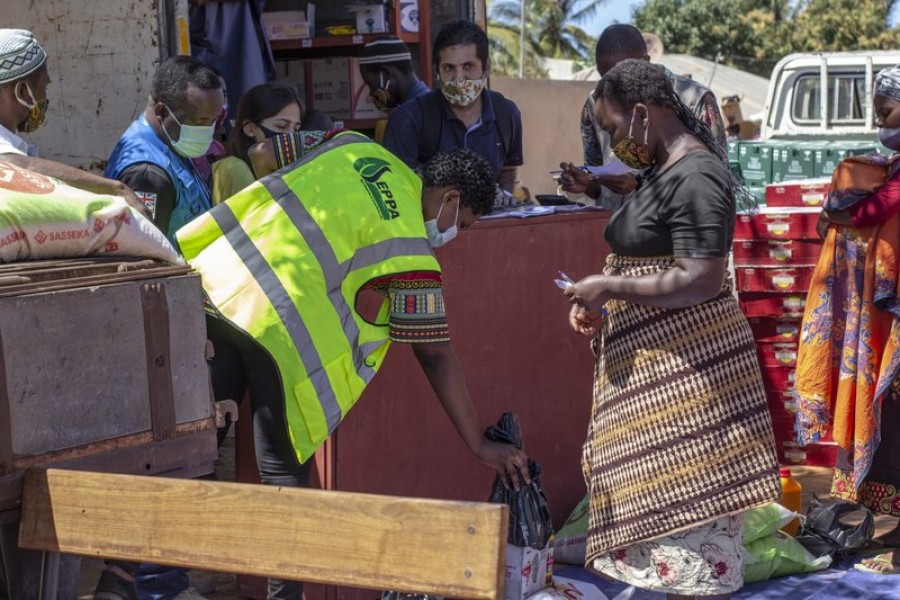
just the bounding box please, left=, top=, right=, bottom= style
left=561, top=59, right=781, bottom=599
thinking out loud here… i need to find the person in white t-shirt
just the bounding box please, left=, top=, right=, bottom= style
left=0, top=28, right=144, bottom=214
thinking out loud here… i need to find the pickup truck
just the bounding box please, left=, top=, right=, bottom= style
left=729, top=51, right=900, bottom=202
left=761, top=50, right=900, bottom=141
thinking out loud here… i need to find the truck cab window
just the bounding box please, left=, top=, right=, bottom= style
left=792, top=73, right=866, bottom=124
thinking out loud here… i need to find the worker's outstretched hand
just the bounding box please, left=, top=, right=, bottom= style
left=118, top=185, right=149, bottom=218
left=475, top=439, right=530, bottom=490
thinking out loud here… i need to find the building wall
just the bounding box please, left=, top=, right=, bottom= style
left=492, top=76, right=595, bottom=199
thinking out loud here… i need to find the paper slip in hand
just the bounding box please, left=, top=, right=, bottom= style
left=584, top=161, right=632, bottom=176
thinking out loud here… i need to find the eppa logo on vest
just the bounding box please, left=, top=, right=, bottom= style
left=353, top=157, right=400, bottom=220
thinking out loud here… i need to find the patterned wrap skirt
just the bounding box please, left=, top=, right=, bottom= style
left=583, top=254, right=781, bottom=594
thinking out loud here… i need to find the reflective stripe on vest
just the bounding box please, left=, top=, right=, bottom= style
left=178, top=131, right=439, bottom=461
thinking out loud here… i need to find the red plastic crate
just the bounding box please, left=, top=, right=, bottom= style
left=736, top=266, right=815, bottom=293
left=734, top=208, right=821, bottom=241
left=779, top=440, right=838, bottom=467
left=766, top=387, right=797, bottom=417
left=748, top=317, right=802, bottom=343
left=759, top=365, right=796, bottom=395
left=765, top=179, right=831, bottom=208
left=739, top=292, right=807, bottom=318
left=733, top=239, right=824, bottom=266
left=770, top=415, right=838, bottom=466
left=757, top=342, right=799, bottom=368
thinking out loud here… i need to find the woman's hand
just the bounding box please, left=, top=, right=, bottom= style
left=557, top=162, right=592, bottom=194
left=475, top=439, right=530, bottom=490
left=569, top=304, right=602, bottom=336
left=564, top=275, right=611, bottom=312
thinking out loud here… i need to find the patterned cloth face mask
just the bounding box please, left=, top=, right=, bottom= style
left=15, top=82, right=48, bottom=133
left=441, top=77, right=486, bottom=107
left=611, top=106, right=653, bottom=170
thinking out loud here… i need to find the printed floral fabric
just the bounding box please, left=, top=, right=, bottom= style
left=833, top=469, right=900, bottom=516
left=591, top=515, right=744, bottom=595
left=795, top=153, right=900, bottom=490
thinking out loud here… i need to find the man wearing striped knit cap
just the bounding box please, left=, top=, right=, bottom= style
left=357, top=36, right=429, bottom=142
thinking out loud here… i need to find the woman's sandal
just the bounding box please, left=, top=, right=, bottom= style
left=855, top=552, right=900, bottom=575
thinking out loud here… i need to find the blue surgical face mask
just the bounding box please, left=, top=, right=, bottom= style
left=424, top=197, right=460, bottom=248
left=161, top=104, right=215, bottom=158
left=879, top=126, right=900, bottom=151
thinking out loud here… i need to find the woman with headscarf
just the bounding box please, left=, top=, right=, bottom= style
left=562, top=59, right=780, bottom=599
left=800, top=64, right=900, bottom=575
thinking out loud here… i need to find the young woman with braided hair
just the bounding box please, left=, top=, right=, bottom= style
left=562, top=59, right=778, bottom=599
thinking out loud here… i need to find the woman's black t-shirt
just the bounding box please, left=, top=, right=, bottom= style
left=604, top=151, right=735, bottom=258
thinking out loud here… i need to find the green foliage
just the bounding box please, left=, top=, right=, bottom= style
left=487, top=0, right=602, bottom=78
left=634, top=0, right=900, bottom=78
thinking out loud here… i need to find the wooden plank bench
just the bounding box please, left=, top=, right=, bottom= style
left=17, top=468, right=509, bottom=599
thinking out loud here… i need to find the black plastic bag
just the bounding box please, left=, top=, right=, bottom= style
left=485, top=412, right=553, bottom=549
left=795, top=497, right=874, bottom=558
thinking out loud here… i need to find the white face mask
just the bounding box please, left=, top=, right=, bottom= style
left=424, top=197, right=460, bottom=248
left=161, top=104, right=215, bottom=158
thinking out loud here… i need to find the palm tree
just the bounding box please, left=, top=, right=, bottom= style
left=488, top=0, right=602, bottom=78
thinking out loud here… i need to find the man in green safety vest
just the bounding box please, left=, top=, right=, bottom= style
left=178, top=131, right=529, bottom=599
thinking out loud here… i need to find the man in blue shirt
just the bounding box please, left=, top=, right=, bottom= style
left=97, top=55, right=224, bottom=600
left=383, top=20, right=523, bottom=193
left=105, top=56, right=224, bottom=246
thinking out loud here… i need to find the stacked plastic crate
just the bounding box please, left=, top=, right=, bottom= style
left=730, top=139, right=841, bottom=467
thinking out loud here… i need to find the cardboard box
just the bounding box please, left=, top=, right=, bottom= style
left=733, top=239, right=823, bottom=266
left=748, top=317, right=802, bottom=343
left=310, top=57, right=351, bottom=120
left=814, top=142, right=888, bottom=178
left=261, top=10, right=312, bottom=40
left=727, top=140, right=740, bottom=162
left=772, top=144, right=816, bottom=183
left=734, top=207, right=822, bottom=241
left=765, top=178, right=830, bottom=208
left=738, top=141, right=774, bottom=187
left=739, top=292, right=806, bottom=318
left=349, top=4, right=387, bottom=34
left=736, top=266, right=815, bottom=293
left=504, top=543, right=549, bottom=600
left=274, top=59, right=309, bottom=103
left=348, top=57, right=382, bottom=120
left=756, top=342, right=798, bottom=368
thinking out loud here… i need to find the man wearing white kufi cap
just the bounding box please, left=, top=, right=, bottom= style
left=0, top=28, right=146, bottom=214
left=0, top=28, right=48, bottom=154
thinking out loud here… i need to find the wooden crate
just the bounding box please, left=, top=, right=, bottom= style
left=0, top=258, right=217, bottom=521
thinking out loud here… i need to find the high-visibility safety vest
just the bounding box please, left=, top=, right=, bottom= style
left=176, top=131, right=440, bottom=463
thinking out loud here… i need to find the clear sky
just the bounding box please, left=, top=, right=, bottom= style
left=583, top=0, right=900, bottom=39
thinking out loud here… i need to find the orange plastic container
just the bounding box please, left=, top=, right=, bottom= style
left=778, top=467, right=803, bottom=536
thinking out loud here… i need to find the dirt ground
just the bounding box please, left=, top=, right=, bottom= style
left=74, top=442, right=897, bottom=600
